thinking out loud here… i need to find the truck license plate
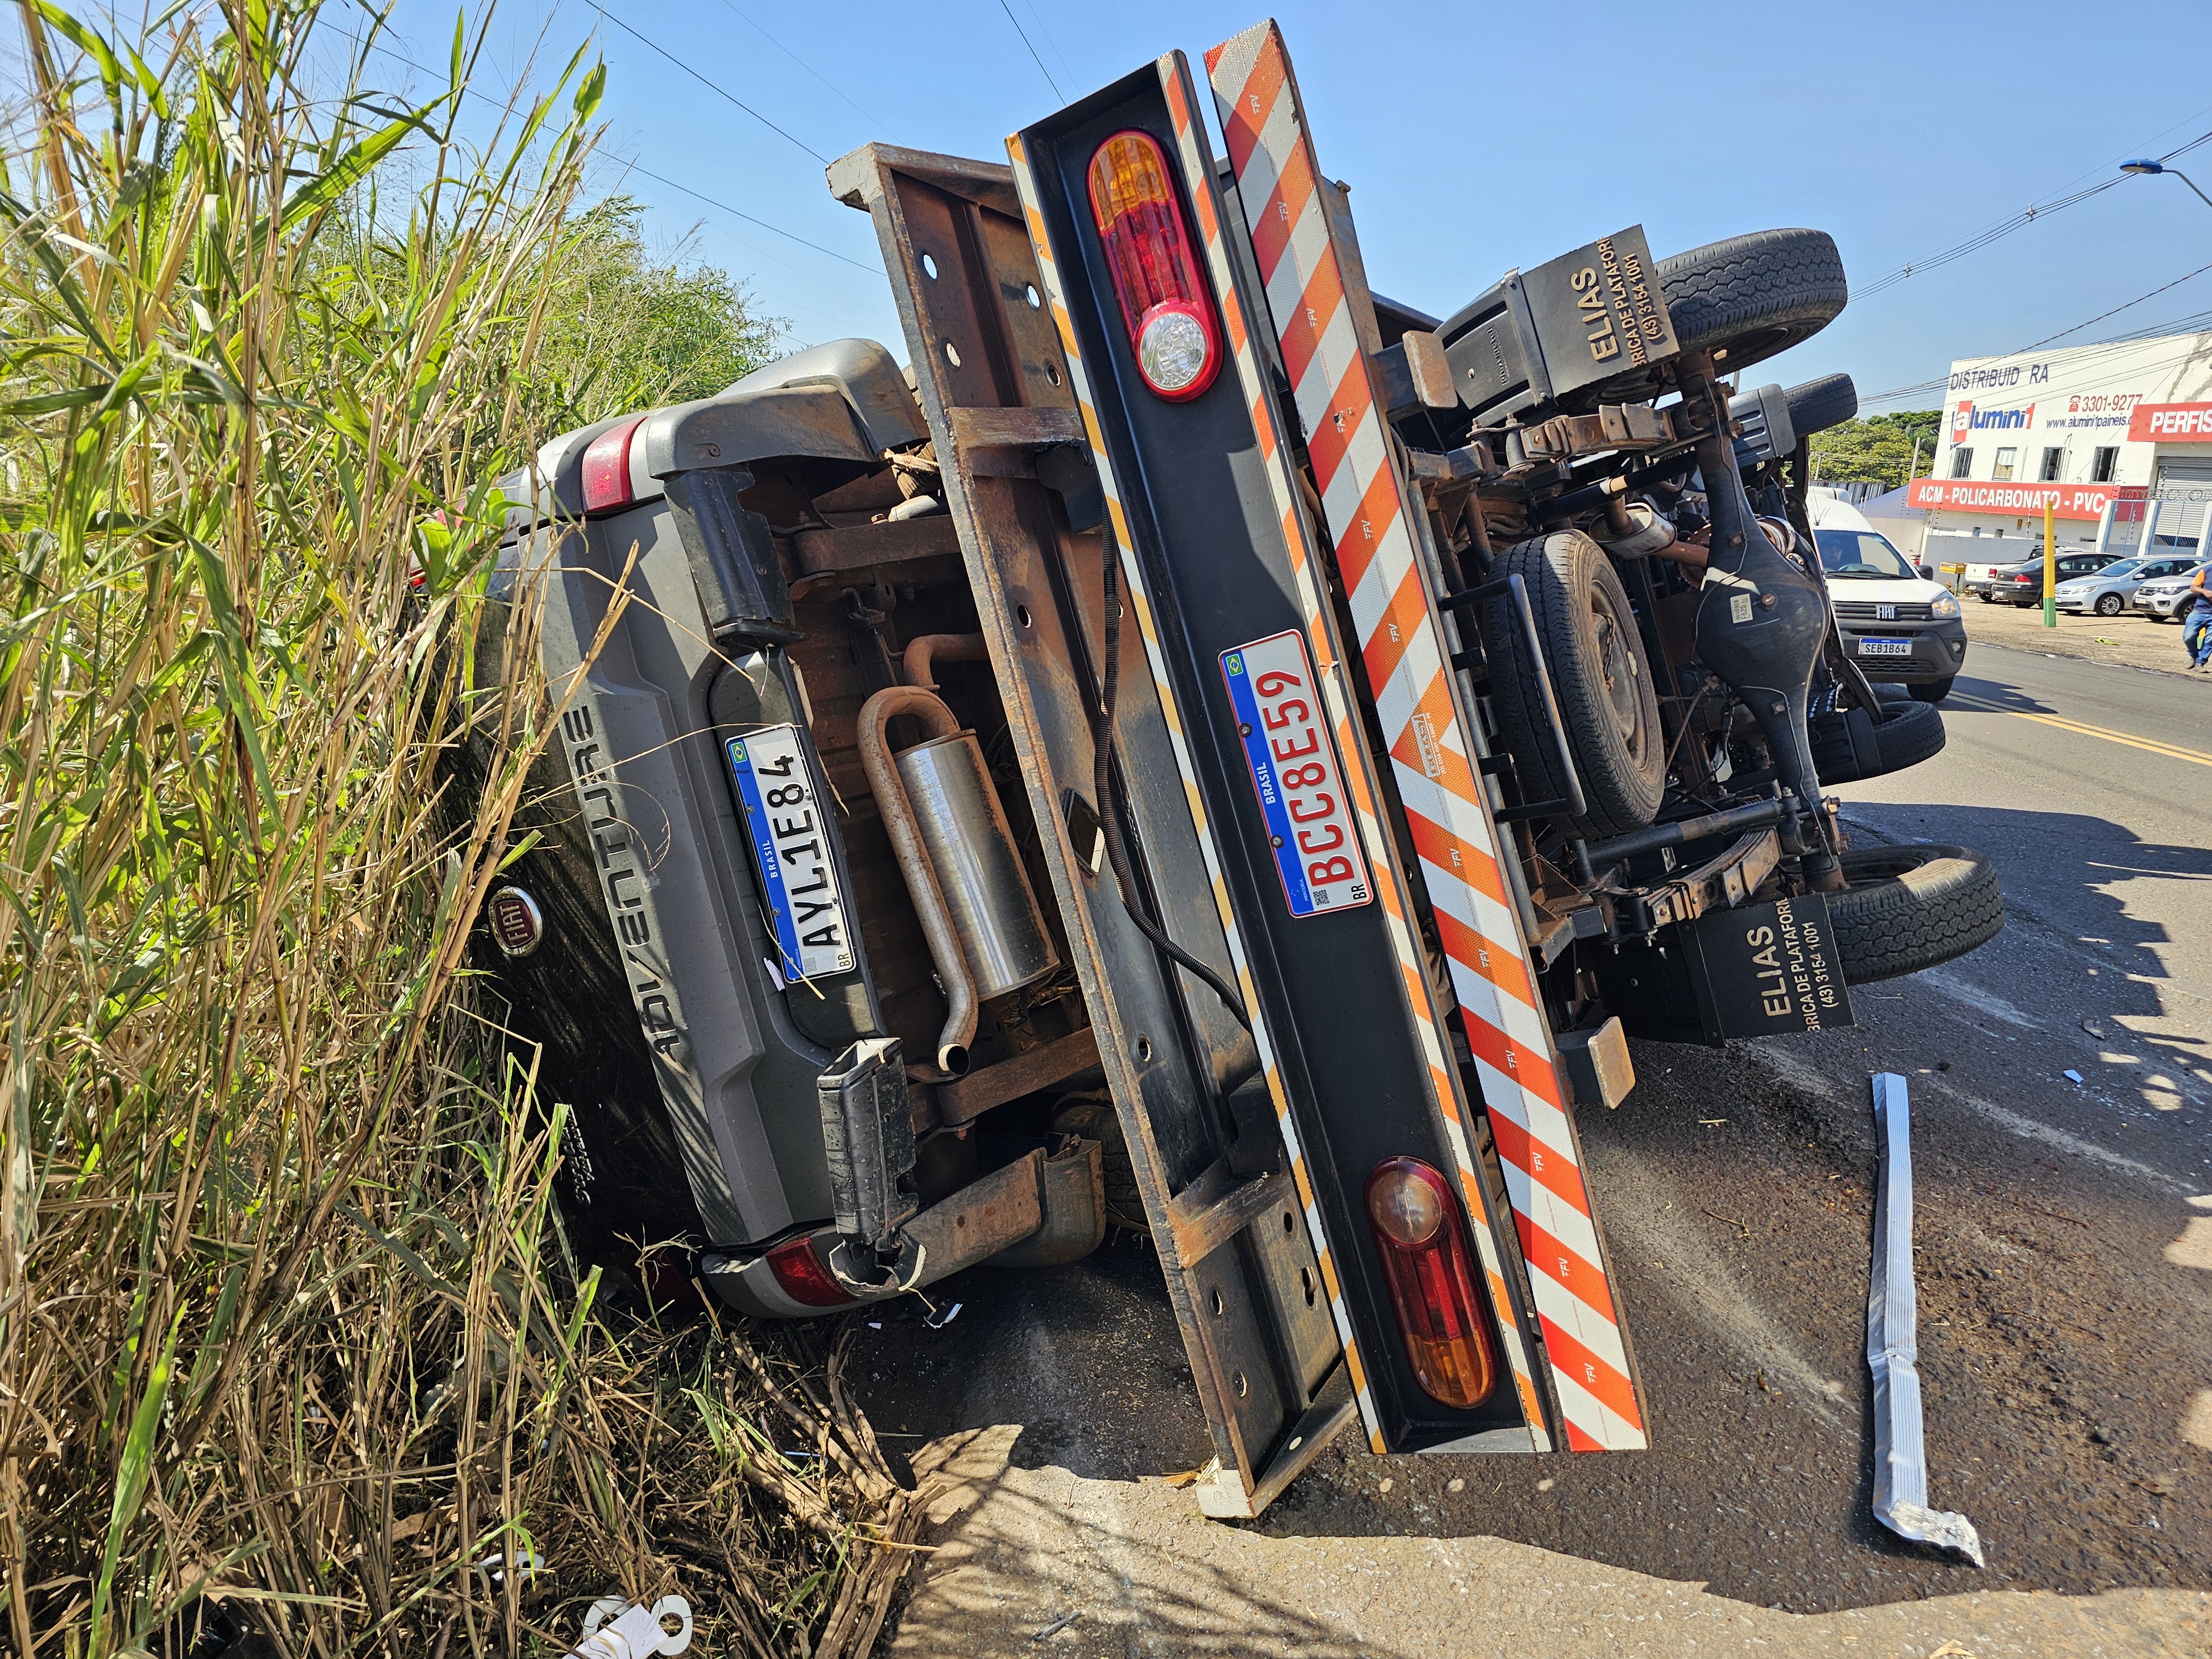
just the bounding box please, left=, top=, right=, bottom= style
left=1858, top=638, right=1912, bottom=657
left=1219, top=630, right=1371, bottom=918
left=725, top=724, right=856, bottom=980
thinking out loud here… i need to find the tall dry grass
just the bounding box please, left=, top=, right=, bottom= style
left=0, top=4, right=919, bottom=1654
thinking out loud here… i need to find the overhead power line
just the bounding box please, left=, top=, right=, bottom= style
left=585, top=1, right=830, bottom=164
left=999, top=0, right=1063, bottom=101
left=710, top=0, right=884, bottom=129
left=1856, top=126, right=2212, bottom=302
left=1859, top=259, right=2212, bottom=405
left=623, top=160, right=880, bottom=274
left=357, top=34, right=884, bottom=292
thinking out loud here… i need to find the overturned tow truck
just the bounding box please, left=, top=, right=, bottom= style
left=466, top=23, right=2001, bottom=1515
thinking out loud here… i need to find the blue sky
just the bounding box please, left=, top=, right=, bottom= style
left=377, top=0, right=2212, bottom=412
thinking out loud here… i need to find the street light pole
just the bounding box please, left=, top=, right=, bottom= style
left=2121, top=159, right=2212, bottom=210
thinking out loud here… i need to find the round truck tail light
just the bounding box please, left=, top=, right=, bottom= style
left=1364, top=1157, right=1498, bottom=1410
left=579, top=414, right=646, bottom=513
left=765, top=1234, right=854, bottom=1308
left=1086, top=129, right=1222, bottom=403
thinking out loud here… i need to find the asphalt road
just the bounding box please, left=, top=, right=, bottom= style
left=849, top=638, right=2212, bottom=1615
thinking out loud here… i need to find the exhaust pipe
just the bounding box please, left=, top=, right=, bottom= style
left=858, top=686, right=1059, bottom=1074
left=901, top=632, right=988, bottom=692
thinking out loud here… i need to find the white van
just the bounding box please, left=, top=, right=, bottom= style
left=1806, top=492, right=1969, bottom=702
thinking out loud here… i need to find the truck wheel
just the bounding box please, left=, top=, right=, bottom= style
left=1783, top=372, right=1858, bottom=438
left=1809, top=698, right=1945, bottom=785
left=1908, top=677, right=1955, bottom=705
left=1658, top=229, right=1849, bottom=373
left=1480, top=530, right=1666, bottom=837
left=1828, top=844, right=2003, bottom=985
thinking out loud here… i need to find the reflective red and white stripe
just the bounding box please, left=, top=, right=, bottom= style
left=1206, top=20, right=1647, bottom=1452
left=1151, top=61, right=1549, bottom=1452
left=1007, top=116, right=1386, bottom=1453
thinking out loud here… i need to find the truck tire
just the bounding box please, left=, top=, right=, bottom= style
left=1784, top=372, right=1858, bottom=438
left=1828, top=844, right=2003, bottom=984
left=1658, top=229, right=1849, bottom=373
left=1809, top=698, right=1945, bottom=785
left=1908, top=676, right=1955, bottom=705
left=1479, top=530, right=1666, bottom=837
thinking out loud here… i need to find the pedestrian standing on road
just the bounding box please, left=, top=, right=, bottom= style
left=2184, top=564, right=2212, bottom=669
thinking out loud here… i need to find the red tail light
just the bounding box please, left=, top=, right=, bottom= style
left=765, top=1234, right=854, bottom=1308
left=1086, top=129, right=1222, bottom=403
left=580, top=415, right=645, bottom=513
left=1364, top=1157, right=1498, bottom=1409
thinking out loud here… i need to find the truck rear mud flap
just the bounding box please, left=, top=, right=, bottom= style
left=830, top=25, right=1650, bottom=1510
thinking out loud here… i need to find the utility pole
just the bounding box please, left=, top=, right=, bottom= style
left=2043, top=500, right=2058, bottom=628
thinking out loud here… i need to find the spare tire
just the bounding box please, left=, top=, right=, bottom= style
left=1658, top=229, right=1849, bottom=373
left=1828, top=844, right=2003, bottom=984
left=1479, top=530, right=1666, bottom=837
left=1809, top=698, right=1945, bottom=786
left=1785, top=372, right=1858, bottom=439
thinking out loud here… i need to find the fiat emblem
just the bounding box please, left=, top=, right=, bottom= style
left=488, top=886, right=544, bottom=958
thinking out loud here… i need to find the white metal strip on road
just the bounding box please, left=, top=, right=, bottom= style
left=1867, top=1072, right=1985, bottom=1567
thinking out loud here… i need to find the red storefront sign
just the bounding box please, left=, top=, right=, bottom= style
left=1905, top=479, right=2145, bottom=520
left=2128, top=401, right=2212, bottom=442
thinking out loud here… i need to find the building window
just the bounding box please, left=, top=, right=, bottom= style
left=2091, top=446, right=2119, bottom=483
left=2040, top=447, right=2063, bottom=481
left=1950, top=447, right=1974, bottom=479
left=1993, top=447, right=2018, bottom=481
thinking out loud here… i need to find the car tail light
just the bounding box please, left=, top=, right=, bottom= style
left=1364, top=1157, right=1497, bottom=1409
left=765, top=1234, right=853, bottom=1308
left=580, top=415, right=645, bottom=513
left=1086, top=130, right=1222, bottom=403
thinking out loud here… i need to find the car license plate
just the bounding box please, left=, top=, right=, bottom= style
left=725, top=724, right=855, bottom=980
left=1858, top=638, right=1912, bottom=658
left=1220, top=630, right=1371, bottom=918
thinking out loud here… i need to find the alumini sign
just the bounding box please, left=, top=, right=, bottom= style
left=1950, top=400, right=2033, bottom=441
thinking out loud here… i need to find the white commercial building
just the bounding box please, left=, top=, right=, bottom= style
left=1909, top=330, right=2212, bottom=568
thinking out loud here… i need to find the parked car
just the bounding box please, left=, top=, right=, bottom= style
left=1808, top=497, right=1966, bottom=702
left=2132, top=561, right=2212, bottom=619
left=2054, top=554, right=2201, bottom=615
left=1961, top=549, right=2042, bottom=598
left=1973, top=550, right=2116, bottom=604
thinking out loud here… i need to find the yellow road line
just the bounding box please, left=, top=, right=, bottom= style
left=1947, top=696, right=2212, bottom=769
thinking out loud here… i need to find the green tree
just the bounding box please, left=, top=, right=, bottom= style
left=524, top=195, right=787, bottom=428
left=1809, top=410, right=1943, bottom=492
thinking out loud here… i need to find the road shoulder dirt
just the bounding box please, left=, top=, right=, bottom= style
left=1958, top=596, right=2204, bottom=679
left=889, top=1430, right=2208, bottom=1657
